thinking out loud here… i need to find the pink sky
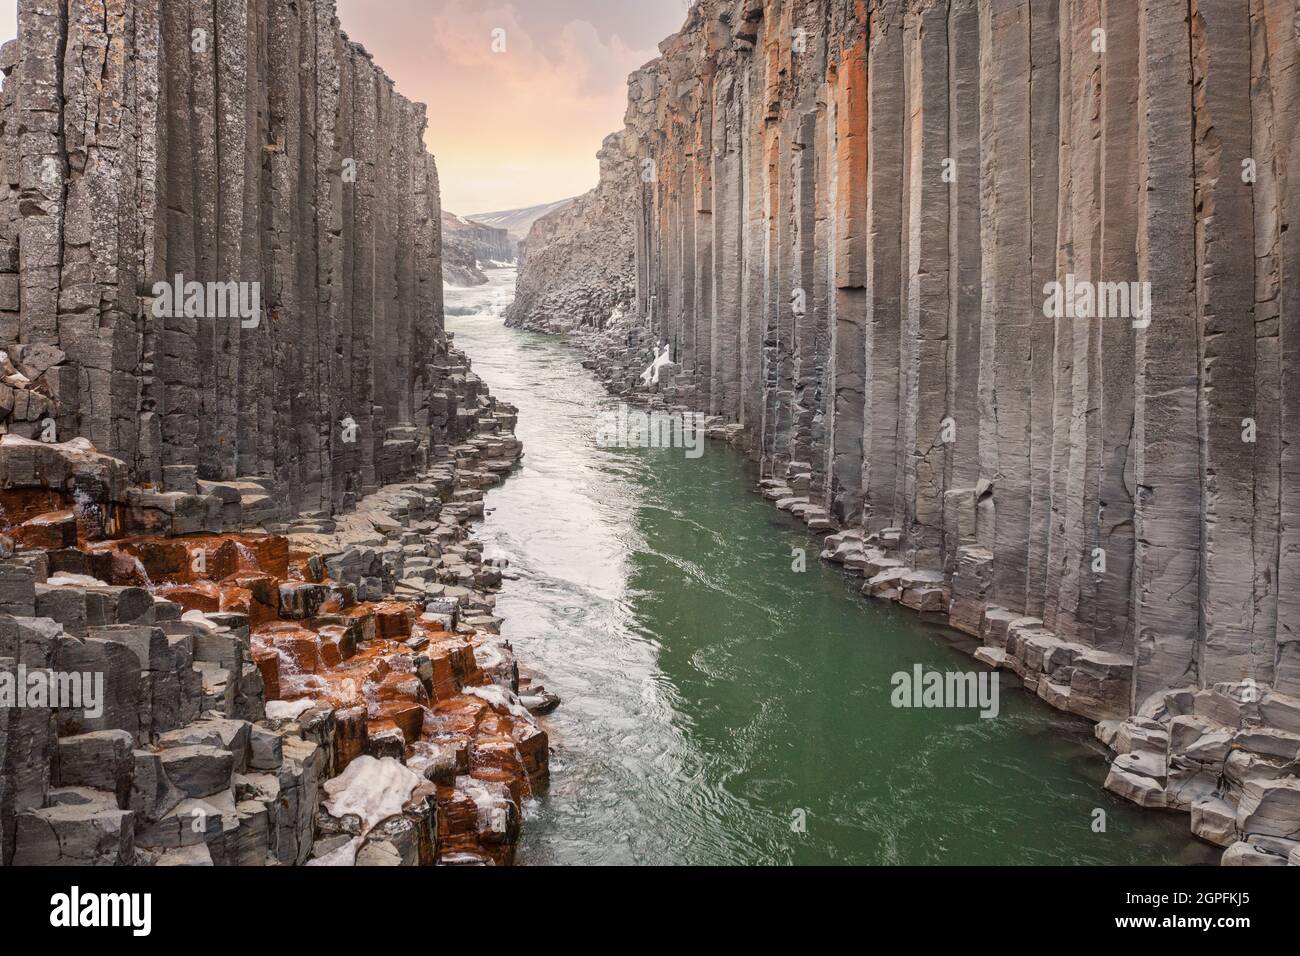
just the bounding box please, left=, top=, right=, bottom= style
left=0, top=0, right=687, bottom=216
left=337, top=0, right=686, bottom=215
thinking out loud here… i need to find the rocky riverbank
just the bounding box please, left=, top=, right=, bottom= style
left=443, top=211, right=516, bottom=288
left=525, top=292, right=1300, bottom=867
left=0, top=0, right=554, bottom=867
left=0, top=359, right=553, bottom=866
left=508, top=0, right=1300, bottom=866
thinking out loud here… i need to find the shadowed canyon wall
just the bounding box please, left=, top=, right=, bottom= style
left=513, top=0, right=1300, bottom=704
left=0, top=0, right=469, bottom=517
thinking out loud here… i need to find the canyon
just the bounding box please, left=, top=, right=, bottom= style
left=508, top=0, right=1300, bottom=865
left=0, top=0, right=1297, bottom=872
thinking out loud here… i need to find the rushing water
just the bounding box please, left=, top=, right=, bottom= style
left=444, top=267, right=1217, bottom=866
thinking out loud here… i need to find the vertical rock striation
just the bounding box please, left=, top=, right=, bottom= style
left=509, top=0, right=1300, bottom=860
left=0, top=0, right=475, bottom=520
left=0, top=1, right=551, bottom=867
left=513, top=0, right=1300, bottom=702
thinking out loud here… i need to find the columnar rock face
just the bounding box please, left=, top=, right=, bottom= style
left=503, top=133, right=638, bottom=332
left=0, top=0, right=464, bottom=518
left=0, top=0, right=552, bottom=868
left=507, top=0, right=1300, bottom=862
left=514, top=0, right=1300, bottom=704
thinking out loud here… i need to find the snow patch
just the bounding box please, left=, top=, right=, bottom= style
left=464, top=683, right=531, bottom=720
left=322, top=755, right=422, bottom=834
left=306, top=836, right=363, bottom=867
left=265, top=698, right=315, bottom=720
left=182, top=609, right=219, bottom=630
left=46, top=573, right=108, bottom=588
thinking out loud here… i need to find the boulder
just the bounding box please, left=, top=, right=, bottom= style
left=158, top=745, right=234, bottom=798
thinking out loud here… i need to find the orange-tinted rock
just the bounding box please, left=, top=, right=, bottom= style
left=231, top=573, right=277, bottom=607
left=155, top=580, right=222, bottom=613
left=373, top=669, right=426, bottom=705
left=513, top=723, right=550, bottom=784
left=2, top=466, right=544, bottom=865
left=100, top=548, right=150, bottom=586
left=372, top=601, right=417, bottom=640
left=475, top=709, right=514, bottom=738
left=255, top=623, right=324, bottom=674
left=469, top=737, right=527, bottom=779
left=215, top=584, right=255, bottom=617
left=371, top=702, right=424, bottom=745
left=289, top=552, right=326, bottom=583
left=278, top=581, right=331, bottom=619
left=97, top=538, right=189, bottom=583
left=252, top=647, right=281, bottom=700
left=436, top=784, right=479, bottom=851
left=339, top=605, right=379, bottom=643
left=334, top=705, right=369, bottom=772
left=315, top=624, right=357, bottom=667
left=0, top=488, right=76, bottom=530
left=13, top=510, right=77, bottom=550
left=426, top=638, right=483, bottom=700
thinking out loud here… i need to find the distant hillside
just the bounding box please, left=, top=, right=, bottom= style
left=467, top=198, right=576, bottom=243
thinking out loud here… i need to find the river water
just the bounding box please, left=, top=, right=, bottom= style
left=444, top=267, right=1216, bottom=866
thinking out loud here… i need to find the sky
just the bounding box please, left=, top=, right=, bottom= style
left=0, top=0, right=685, bottom=216
left=336, top=0, right=687, bottom=215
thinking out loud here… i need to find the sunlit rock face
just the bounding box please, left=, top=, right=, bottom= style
left=503, top=132, right=638, bottom=333
left=509, top=0, right=1300, bottom=864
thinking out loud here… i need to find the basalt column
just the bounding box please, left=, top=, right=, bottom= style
left=827, top=37, right=868, bottom=525
left=511, top=0, right=1299, bottom=704
left=0, top=0, right=454, bottom=519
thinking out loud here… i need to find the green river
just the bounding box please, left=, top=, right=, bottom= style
left=445, top=269, right=1217, bottom=866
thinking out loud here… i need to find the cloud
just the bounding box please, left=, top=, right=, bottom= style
left=336, top=0, right=683, bottom=214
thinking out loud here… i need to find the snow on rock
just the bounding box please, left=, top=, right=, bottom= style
left=46, top=573, right=109, bottom=588
left=306, top=836, right=363, bottom=867
left=265, top=698, right=315, bottom=720
left=182, top=609, right=219, bottom=630
left=464, top=683, right=531, bottom=720
left=322, top=755, right=422, bottom=834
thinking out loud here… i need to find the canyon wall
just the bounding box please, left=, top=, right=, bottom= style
left=0, top=0, right=472, bottom=519
left=442, top=211, right=514, bottom=287
left=512, top=0, right=1300, bottom=703
left=503, top=133, right=638, bottom=331
left=0, top=0, right=547, bottom=869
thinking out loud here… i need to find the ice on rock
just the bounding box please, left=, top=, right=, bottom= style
left=306, top=835, right=363, bottom=867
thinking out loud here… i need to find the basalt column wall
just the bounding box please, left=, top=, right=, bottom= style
left=516, top=0, right=1300, bottom=705
left=0, top=0, right=458, bottom=517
